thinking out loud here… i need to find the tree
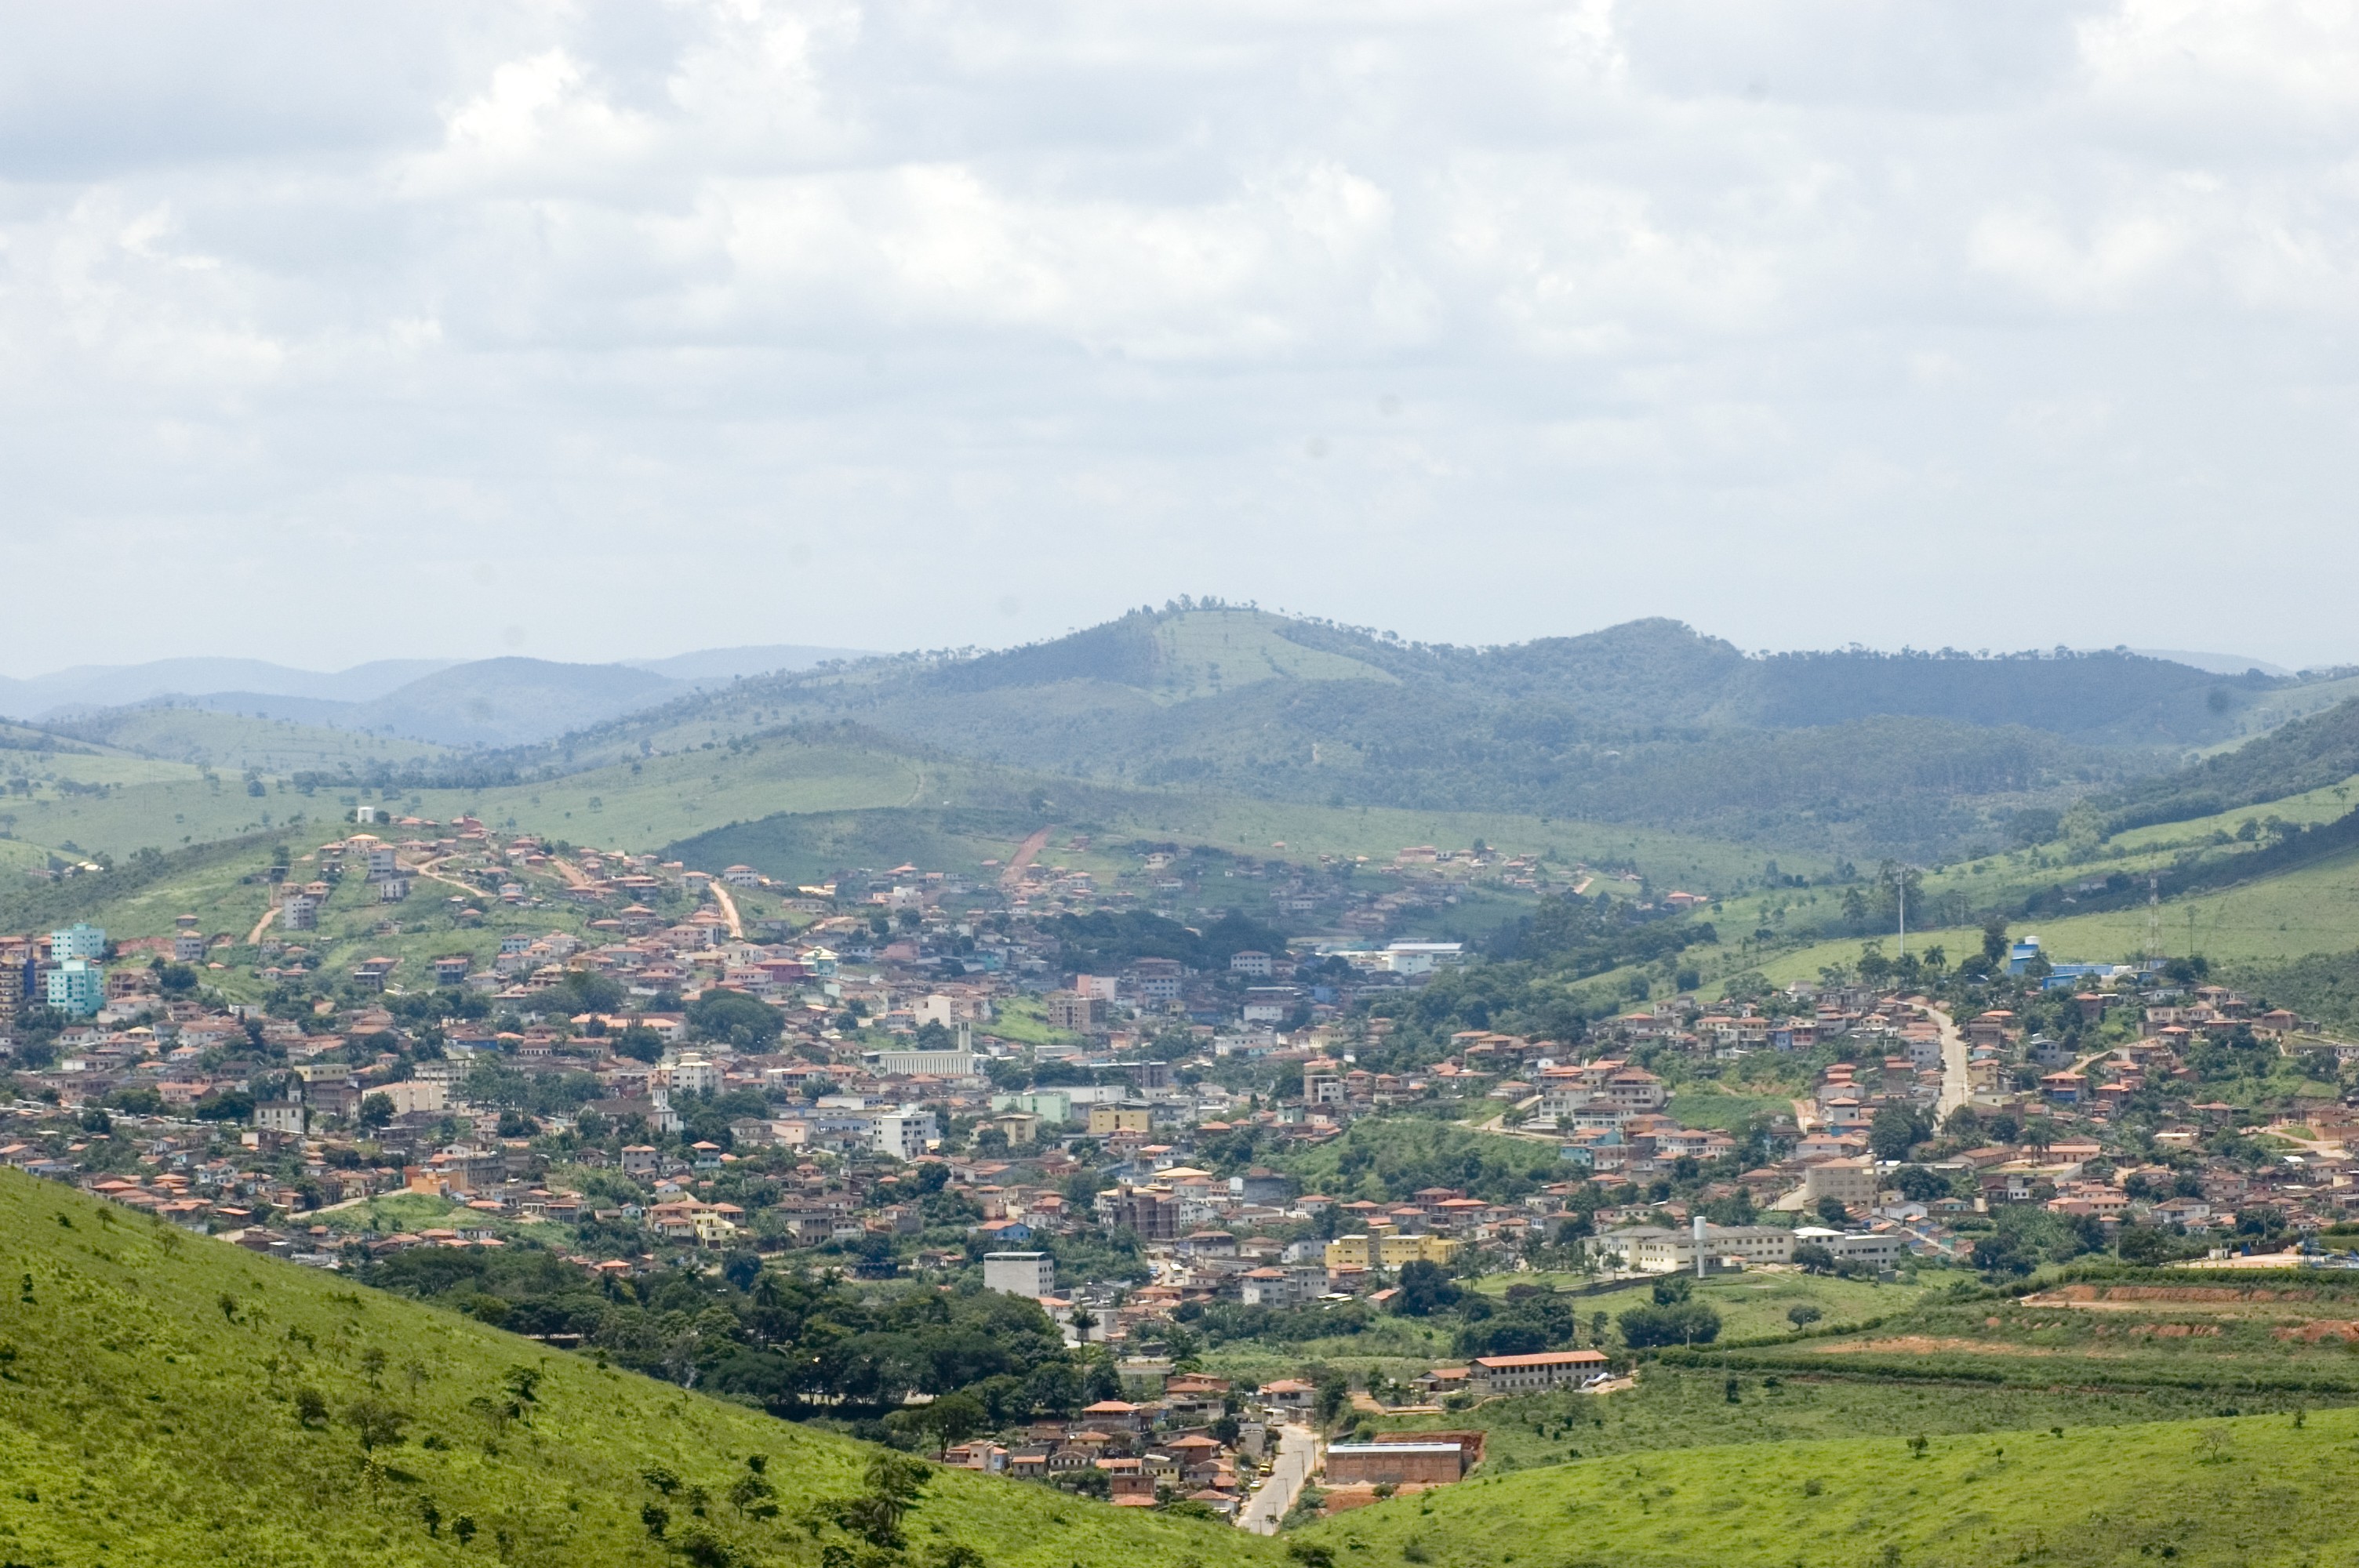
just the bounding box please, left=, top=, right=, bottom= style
left=1816, top=1196, right=1850, bottom=1227
left=1892, top=1165, right=1949, bottom=1203
left=1869, top=1105, right=1926, bottom=1163
left=912, top=1391, right=985, bottom=1452
left=615, top=1024, right=666, bottom=1063
left=1970, top=1234, right=2032, bottom=1277
left=359, top=1092, right=395, bottom=1131
left=1793, top=1243, right=1837, bottom=1274
left=835, top=1452, right=929, bottom=1548
left=1617, top=1301, right=1721, bottom=1348
left=1981, top=916, right=2010, bottom=971
left=1314, top=1370, right=1351, bottom=1428
left=1390, top=1260, right=1459, bottom=1317
left=731, top=1456, right=780, bottom=1520
left=1787, top=1305, right=1823, bottom=1330
left=2117, top=1225, right=2190, bottom=1266
left=686, top=990, right=784, bottom=1049
left=343, top=1396, right=412, bottom=1453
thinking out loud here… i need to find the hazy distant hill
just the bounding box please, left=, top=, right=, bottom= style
left=363, top=659, right=692, bottom=747
left=27, top=644, right=874, bottom=749
left=0, top=655, right=455, bottom=718
left=27, top=609, right=2350, bottom=858
left=627, top=643, right=871, bottom=681
left=586, top=606, right=2299, bottom=857
left=2095, top=695, right=2359, bottom=833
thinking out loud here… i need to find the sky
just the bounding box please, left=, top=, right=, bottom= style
left=5, top=0, right=2359, bottom=674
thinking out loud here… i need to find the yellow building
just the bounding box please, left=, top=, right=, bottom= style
left=1324, top=1235, right=1373, bottom=1269
left=1323, top=1234, right=1459, bottom=1270
left=1087, top=1105, right=1152, bottom=1136
left=1380, top=1234, right=1459, bottom=1268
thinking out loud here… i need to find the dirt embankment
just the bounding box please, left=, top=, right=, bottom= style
left=2271, top=1321, right=2359, bottom=1343
left=2022, top=1284, right=2322, bottom=1312
left=1811, top=1336, right=2103, bottom=1359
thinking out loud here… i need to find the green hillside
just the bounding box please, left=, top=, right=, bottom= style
left=0, top=1171, right=1267, bottom=1568
left=2098, top=691, right=2359, bottom=832
left=1747, top=832, right=2359, bottom=985
left=1303, top=1404, right=2359, bottom=1568
left=52, top=706, right=455, bottom=776
left=671, top=793, right=1815, bottom=900
left=476, top=610, right=2346, bottom=862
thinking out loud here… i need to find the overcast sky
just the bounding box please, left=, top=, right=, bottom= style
left=5, top=1, right=2357, bottom=673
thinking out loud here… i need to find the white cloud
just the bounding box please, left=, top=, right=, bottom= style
left=2, top=0, right=2358, bottom=671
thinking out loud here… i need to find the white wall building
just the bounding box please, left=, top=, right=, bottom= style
left=983, top=1250, right=1054, bottom=1300
left=873, top=1107, right=938, bottom=1160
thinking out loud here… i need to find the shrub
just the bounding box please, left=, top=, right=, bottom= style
left=1618, top=1302, right=1722, bottom=1349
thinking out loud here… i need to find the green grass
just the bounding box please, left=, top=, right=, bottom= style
left=1455, top=1271, right=1944, bottom=1348
left=1750, top=836, right=2359, bottom=983
left=57, top=707, right=456, bottom=776
left=1145, top=608, right=1398, bottom=701
left=0, top=1170, right=1270, bottom=1568
left=1275, top=1116, right=1572, bottom=1203
left=1310, top=1403, right=2359, bottom=1566
left=1200, top=1318, right=1460, bottom=1390
left=19, top=701, right=1825, bottom=907
left=1361, top=1363, right=2343, bottom=1475
left=1659, top=1089, right=1794, bottom=1132
left=314, top=1192, right=470, bottom=1234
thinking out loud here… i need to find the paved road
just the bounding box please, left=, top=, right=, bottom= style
left=1238, top=1424, right=1317, bottom=1535
left=1932, top=1004, right=1970, bottom=1119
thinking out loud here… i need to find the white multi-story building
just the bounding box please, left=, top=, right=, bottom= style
left=664, top=1055, right=722, bottom=1096
left=1616, top=1223, right=1795, bottom=1272
left=873, top=1107, right=938, bottom=1160
left=983, top=1250, right=1054, bottom=1300
left=1794, top=1225, right=1909, bottom=1269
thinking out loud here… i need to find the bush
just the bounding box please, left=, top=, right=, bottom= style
left=1618, top=1301, right=1722, bottom=1348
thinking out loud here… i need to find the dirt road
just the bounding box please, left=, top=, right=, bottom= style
left=709, top=877, right=744, bottom=939
left=1931, top=1004, right=1969, bottom=1118
left=999, top=827, right=1052, bottom=894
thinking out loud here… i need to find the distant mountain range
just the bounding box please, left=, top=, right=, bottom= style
left=504, top=607, right=2357, bottom=858
left=9, top=612, right=2353, bottom=858
left=0, top=644, right=870, bottom=746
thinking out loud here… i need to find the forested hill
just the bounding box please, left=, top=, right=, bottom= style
left=2093, top=694, right=2359, bottom=833
left=1274, top=615, right=2274, bottom=746
left=186, top=604, right=2335, bottom=862
left=512, top=606, right=2314, bottom=859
